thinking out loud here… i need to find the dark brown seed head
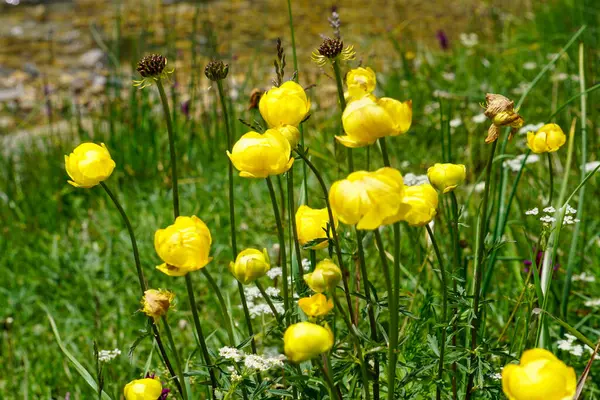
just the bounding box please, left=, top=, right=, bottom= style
left=204, top=60, right=229, bottom=81
left=136, top=54, right=167, bottom=78
left=317, top=37, right=344, bottom=59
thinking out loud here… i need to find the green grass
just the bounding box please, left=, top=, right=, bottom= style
left=1, top=0, right=600, bottom=398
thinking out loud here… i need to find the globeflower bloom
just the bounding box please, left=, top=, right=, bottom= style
left=502, top=348, right=576, bottom=400
left=329, top=167, right=407, bottom=230
left=154, top=216, right=212, bottom=277
left=298, top=293, right=333, bottom=318
left=64, top=143, right=116, bottom=188
left=527, top=123, right=566, bottom=153
left=227, top=129, right=294, bottom=178
left=346, top=67, right=376, bottom=99
left=397, top=184, right=438, bottom=227
left=304, top=259, right=342, bottom=293
left=259, top=81, right=310, bottom=127
left=229, top=248, right=271, bottom=284
left=274, top=124, right=301, bottom=148
left=295, top=205, right=337, bottom=250
left=427, top=163, right=467, bottom=193
left=123, top=376, right=163, bottom=400
left=338, top=95, right=412, bottom=148
left=141, top=289, right=175, bottom=322
left=283, top=322, right=334, bottom=363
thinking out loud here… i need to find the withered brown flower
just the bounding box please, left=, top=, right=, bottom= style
left=483, top=93, right=524, bottom=143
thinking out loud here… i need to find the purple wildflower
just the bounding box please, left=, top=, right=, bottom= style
left=436, top=30, right=449, bottom=50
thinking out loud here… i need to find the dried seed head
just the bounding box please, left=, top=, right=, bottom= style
left=318, top=37, right=344, bottom=59
left=205, top=60, right=229, bottom=81
left=137, top=54, right=167, bottom=78
left=484, top=93, right=514, bottom=119
left=483, top=93, right=524, bottom=143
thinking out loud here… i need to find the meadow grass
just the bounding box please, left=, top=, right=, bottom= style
left=1, top=0, right=600, bottom=398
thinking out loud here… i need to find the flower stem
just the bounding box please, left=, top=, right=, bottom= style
left=266, top=176, right=290, bottom=325
left=318, top=355, right=342, bottom=400
left=256, top=280, right=282, bottom=323
left=162, top=316, right=189, bottom=400
left=99, top=182, right=182, bottom=397
left=294, top=149, right=356, bottom=325
left=547, top=152, right=554, bottom=207
left=216, top=79, right=258, bottom=356
left=157, top=78, right=217, bottom=397
left=465, top=140, right=498, bottom=399
left=287, top=168, right=307, bottom=296
left=449, top=192, right=461, bottom=400
left=426, top=224, right=448, bottom=400
left=332, top=60, right=353, bottom=171
left=202, top=269, right=235, bottom=345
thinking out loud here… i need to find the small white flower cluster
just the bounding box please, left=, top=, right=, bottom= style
left=423, top=102, right=440, bottom=115
left=459, top=32, right=479, bottom=47
left=450, top=118, right=462, bottom=128
left=572, top=272, right=595, bottom=282
left=301, top=258, right=311, bottom=272
left=471, top=113, right=487, bottom=124
left=266, top=267, right=282, bottom=279
left=98, top=348, right=121, bottom=363
left=530, top=205, right=579, bottom=226
left=227, top=366, right=242, bottom=382
left=540, top=215, right=556, bottom=224
left=442, top=72, right=456, bottom=82
left=557, top=334, right=600, bottom=359
left=503, top=154, right=540, bottom=172
left=248, top=303, right=285, bottom=319
left=518, top=122, right=545, bottom=135
left=243, top=286, right=261, bottom=302
left=584, top=161, right=600, bottom=174
left=474, top=182, right=486, bottom=193
left=404, top=173, right=429, bottom=187
left=562, top=204, right=579, bottom=225
left=221, top=349, right=286, bottom=373
left=523, top=62, right=537, bottom=70
left=265, top=287, right=280, bottom=297
left=584, top=298, right=600, bottom=308
left=525, top=207, right=539, bottom=216
left=243, top=283, right=285, bottom=318
left=490, top=372, right=502, bottom=381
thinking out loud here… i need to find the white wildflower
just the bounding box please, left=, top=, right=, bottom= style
left=552, top=73, right=568, bottom=82
left=572, top=272, right=595, bottom=282
left=433, top=90, right=451, bottom=99
left=471, top=113, right=487, bottom=124
left=518, top=122, right=545, bottom=135
left=570, top=345, right=584, bottom=357
left=459, top=33, right=479, bottom=47
left=563, top=215, right=580, bottom=225
left=249, top=303, right=285, bottom=319
left=423, top=102, right=439, bottom=115
left=557, top=340, right=573, bottom=351
left=570, top=75, right=580, bottom=82
left=503, top=154, right=540, bottom=172
left=526, top=208, right=539, bottom=216
left=450, top=118, right=462, bottom=128
left=442, top=72, right=456, bottom=81
left=540, top=215, right=556, bottom=224
left=474, top=182, right=486, bottom=193
left=98, top=348, right=121, bottom=363
left=543, top=206, right=556, bottom=214
left=566, top=204, right=577, bottom=215
left=584, top=298, right=600, bottom=308
left=228, top=366, right=242, bottom=382
left=584, top=161, right=600, bottom=174
left=404, top=173, right=429, bottom=187
left=565, top=334, right=577, bottom=342
left=490, top=372, right=502, bottom=381
left=219, top=347, right=245, bottom=362
left=265, top=287, right=280, bottom=297
left=481, top=58, right=491, bottom=68
left=523, top=62, right=537, bottom=70
left=301, top=258, right=311, bottom=272
left=244, top=354, right=285, bottom=371
left=512, top=82, right=530, bottom=95
left=266, top=267, right=282, bottom=280
left=243, top=286, right=261, bottom=302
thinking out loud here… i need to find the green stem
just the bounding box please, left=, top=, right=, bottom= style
left=162, top=316, right=189, bottom=400
left=318, top=356, right=342, bottom=400
left=426, top=225, right=448, bottom=400
left=449, top=192, right=461, bottom=400
left=373, top=230, right=393, bottom=300
left=155, top=79, right=179, bottom=218
left=547, top=153, right=554, bottom=207
left=202, top=269, right=235, bottom=345
left=99, top=182, right=182, bottom=397
left=465, top=140, right=498, bottom=399
left=333, top=294, right=371, bottom=400
left=287, top=168, right=306, bottom=296
left=266, top=176, right=290, bottom=324
left=295, top=149, right=356, bottom=325
left=332, top=60, right=353, bottom=171
left=216, top=79, right=258, bottom=356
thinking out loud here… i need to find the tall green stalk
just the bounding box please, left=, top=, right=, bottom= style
left=216, top=79, right=258, bottom=356
left=465, top=140, right=498, bottom=399
left=156, top=78, right=217, bottom=397
left=99, top=182, right=182, bottom=398
left=266, top=176, right=290, bottom=325
left=546, top=153, right=554, bottom=206
left=332, top=60, right=353, bottom=171
left=449, top=192, right=461, bottom=400
left=162, top=316, right=189, bottom=400
left=287, top=168, right=306, bottom=296
left=426, top=224, right=448, bottom=400
left=202, top=269, right=235, bottom=345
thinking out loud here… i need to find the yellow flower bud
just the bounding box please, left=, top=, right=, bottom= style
left=229, top=248, right=271, bottom=285
left=304, top=259, right=342, bottom=293
left=338, top=95, right=412, bottom=148
left=502, top=348, right=576, bottom=400
left=64, top=142, right=116, bottom=188
left=298, top=293, right=334, bottom=318
left=397, top=184, right=438, bottom=227
left=123, top=377, right=163, bottom=400
left=295, top=205, right=337, bottom=250
left=141, top=289, right=175, bottom=322
left=275, top=124, right=301, bottom=148
left=526, top=123, right=566, bottom=154
left=283, top=321, right=334, bottom=363
left=259, top=81, right=311, bottom=127
left=427, top=163, right=467, bottom=194
left=154, top=216, right=212, bottom=277
left=329, top=167, right=407, bottom=230
left=346, top=67, right=376, bottom=100
left=227, top=129, right=294, bottom=178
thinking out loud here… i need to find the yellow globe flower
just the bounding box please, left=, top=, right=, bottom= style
left=295, top=205, right=337, bottom=250
left=274, top=124, right=301, bottom=148
left=304, top=259, right=342, bottom=293
left=64, top=142, right=116, bottom=188
left=141, top=289, right=175, bottom=322
left=229, top=248, right=271, bottom=285
left=284, top=321, right=334, bottom=363
left=298, top=293, right=333, bottom=318
left=502, top=348, right=576, bottom=400
left=527, top=123, right=566, bottom=153
left=259, top=81, right=311, bottom=127
left=338, top=95, right=412, bottom=148
left=346, top=67, right=376, bottom=100
left=154, top=216, right=213, bottom=277
left=123, top=377, right=163, bottom=400
left=427, top=163, right=467, bottom=194
left=397, top=184, right=438, bottom=227
left=227, top=129, right=294, bottom=178
left=329, top=167, right=407, bottom=230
